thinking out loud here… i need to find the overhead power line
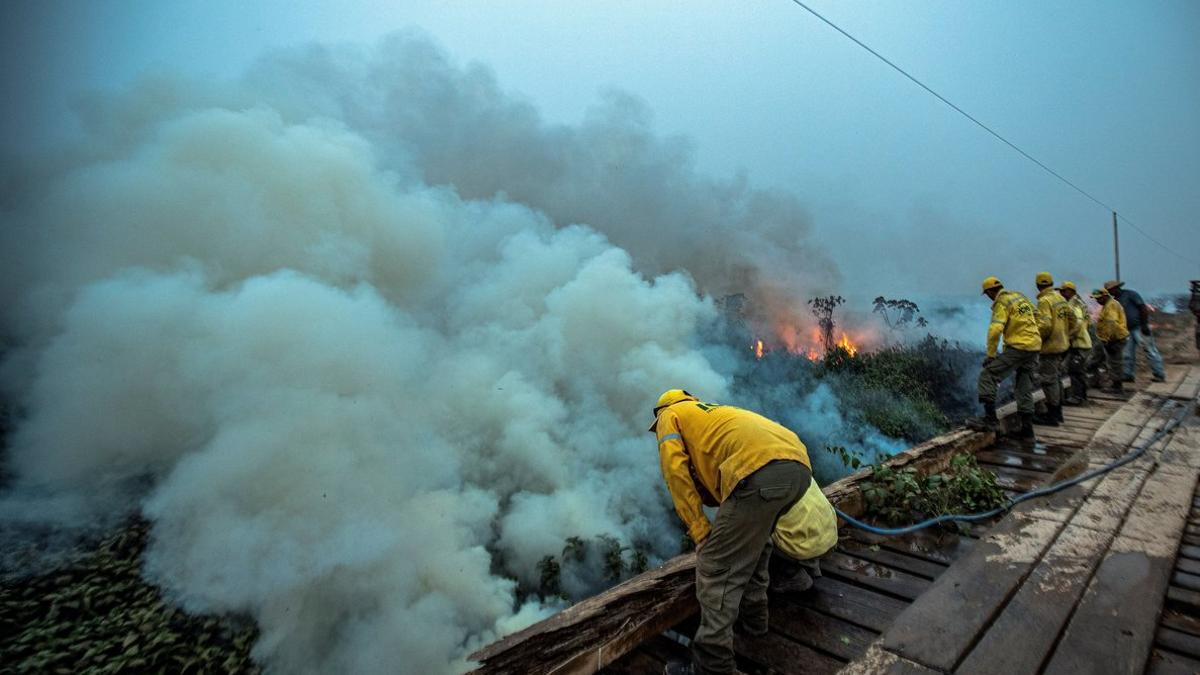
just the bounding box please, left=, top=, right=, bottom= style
left=786, top=0, right=1197, bottom=267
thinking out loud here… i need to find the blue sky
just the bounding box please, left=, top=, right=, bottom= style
left=4, top=0, right=1197, bottom=294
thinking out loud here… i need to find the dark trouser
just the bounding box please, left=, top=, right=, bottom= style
left=693, top=461, right=811, bottom=675
left=1066, top=347, right=1089, bottom=399
left=1103, top=338, right=1127, bottom=387
left=1038, top=351, right=1066, bottom=408
left=977, top=348, right=1039, bottom=414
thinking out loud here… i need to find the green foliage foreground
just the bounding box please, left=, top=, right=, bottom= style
left=860, top=453, right=1007, bottom=528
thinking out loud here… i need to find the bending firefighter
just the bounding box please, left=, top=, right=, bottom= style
left=1033, top=272, right=1077, bottom=426
left=968, top=276, right=1042, bottom=437
left=650, top=389, right=813, bottom=675
left=1092, top=287, right=1130, bottom=392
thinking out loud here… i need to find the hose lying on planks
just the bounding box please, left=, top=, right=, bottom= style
left=836, top=398, right=1196, bottom=537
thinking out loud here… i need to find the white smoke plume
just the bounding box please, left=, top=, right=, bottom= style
left=0, top=31, right=844, bottom=674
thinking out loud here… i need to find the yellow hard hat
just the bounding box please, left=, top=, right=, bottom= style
left=981, top=276, right=1003, bottom=294
left=649, top=389, right=697, bottom=431
left=1103, top=279, right=1123, bottom=291
left=1060, top=280, right=1077, bottom=292
left=1091, top=288, right=1109, bottom=299
left=1035, top=272, right=1054, bottom=288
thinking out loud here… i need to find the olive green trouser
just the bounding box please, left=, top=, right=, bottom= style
left=1066, top=347, right=1089, bottom=399
left=693, top=460, right=811, bottom=675
left=977, top=347, right=1039, bottom=414
left=1038, top=351, right=1066, bottom=407
left=1103, top=338, right=1127, bottom=386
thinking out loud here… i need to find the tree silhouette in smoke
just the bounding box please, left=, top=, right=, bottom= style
left=809, top=295, right=844, bottom=354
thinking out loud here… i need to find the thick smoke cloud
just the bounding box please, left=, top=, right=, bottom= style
left=0, top=32, right=848, bottom=674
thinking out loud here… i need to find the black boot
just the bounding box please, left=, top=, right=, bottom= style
left=1054, top=404, right=1065, bottom=424
left=1031, top=406, right=1059, bottom=426
left=966, top=400, right=999, bottom=432
left=1015, top=412, right=1036, bottom=439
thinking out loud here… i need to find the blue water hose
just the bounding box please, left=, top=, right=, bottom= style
left=836, top=399, right=1194, bottom=537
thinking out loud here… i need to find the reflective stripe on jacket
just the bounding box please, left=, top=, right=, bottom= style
left=986, top=290, right=1042, bottom=357
left=656, top=401, right=811, bottom=543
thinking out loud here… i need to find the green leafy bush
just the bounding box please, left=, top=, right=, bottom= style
left=860, top=453, right=1006, bottom=527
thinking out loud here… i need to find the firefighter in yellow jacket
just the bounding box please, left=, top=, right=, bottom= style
left=651, top=389, right=811, bottom=675
left=1033, top=272, right=1077, bottom=426
left=968, top=277, right=1042, bottom=438
left=1059, top=281, right=1093, bottom=405
left=1092, top=288, right=1130, bottom=392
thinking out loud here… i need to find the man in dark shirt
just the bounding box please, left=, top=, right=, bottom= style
left=1190, top=281, right=1200, bottom=353
left=1104, top=280, right=1166, bottom=383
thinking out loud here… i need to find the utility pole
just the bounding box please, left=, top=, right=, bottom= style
left=1112, top=211, right=1120, bottom=282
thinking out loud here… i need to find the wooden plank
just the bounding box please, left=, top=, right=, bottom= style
left=837, top=539, right=948, bottom=580
left=1042, top=536, right=1175, bottom=675
left=1160, top=607, right=1200, bottom=638
left=733, top=631, right=844, bottom=675
left=1175, top=557, right=1200, bottom=576
left=974, top=449, right=1061, bottom=473
left=878, top=513, right=1065, bottom=671
left=469, top=554, right=697, bottom=674
left=955, top=524, right=1115, bottom=675
left=1146, top=648, right=1200, bottom=675
left=820, top=551, right=932, bottom=602
left=1043, top=467, right=1200, bottom=675
left=978, top=463, right=1054, bottom=484
left=1168, top=586, right=1200, bottom=612
left=803, top=576, right=908, bottom=633
left=846, top=528, right=975, bottom=566
left=1157, top=626, right=1200, bottom=658
left=988, top=468, right=1043, bottom=493
left=1173, top=571, right=1200, bottom=593
left=767, top=599, right=877, bottom=661
left=1178, top=545, right=1200, bottom=563
left=1011, top=482, right=1089, bottom=524
left=838, top=645, right=943, bottom=675
left=1119, top=467, right=1200, bottom=556
left=1067, top=464, right=1150, bottom=535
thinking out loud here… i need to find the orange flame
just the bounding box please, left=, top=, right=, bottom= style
left=836, top=333, right=858, bottom=356
left=753, top=339, right=764, bottom=360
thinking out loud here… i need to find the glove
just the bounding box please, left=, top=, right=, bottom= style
left=1140, top=325, right=1151, bottom=336
left=982, top=357, right=995, bottom=367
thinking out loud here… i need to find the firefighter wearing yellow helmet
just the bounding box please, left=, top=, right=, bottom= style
left=649, top=389, right=812, bottom=675
left=967, top=276, right=1041, bottom=437
left=1032, top=272, right=1078, bottom=426
left=1058, top=281, right=1093, bottom=404
left=1092, top=287, right=1130, bottom=392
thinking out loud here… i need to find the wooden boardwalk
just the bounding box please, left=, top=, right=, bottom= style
left=603, top=365, right=1200, bottom=675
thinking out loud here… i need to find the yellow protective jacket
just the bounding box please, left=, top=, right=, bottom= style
left=1067, top=295, right=1093, bottom=350
left=1096, top=299, right=1130, bottom=342
left=656, top=400, right=811, bottom=543
left=986, top=290, right=1043, bottom=358
left=1036, top=288, right=1076, bottom=355
left=772, top=479, right=838, bottom=561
